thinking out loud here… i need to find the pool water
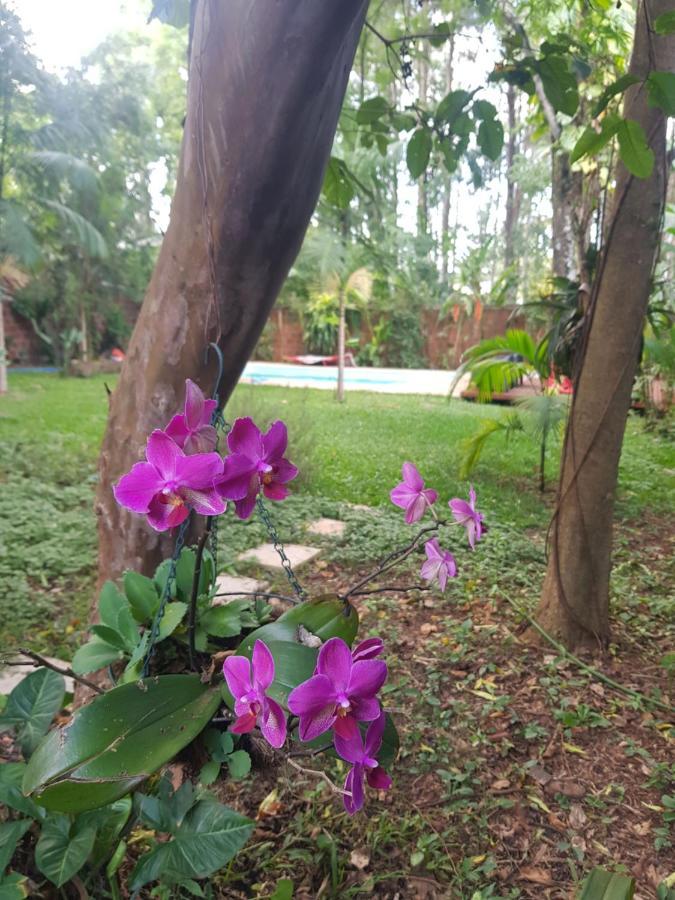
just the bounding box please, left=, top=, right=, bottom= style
left=241, top=361, right=459, bottom=395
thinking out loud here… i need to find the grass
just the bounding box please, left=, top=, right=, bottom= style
left=0, top=372, right=673, bottom=656
left=1, top=372, right=673, bottom=897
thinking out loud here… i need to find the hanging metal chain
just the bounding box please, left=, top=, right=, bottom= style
left=142, top=518, right=190, bottom=676
left=256, top=497, right=306, bottom=600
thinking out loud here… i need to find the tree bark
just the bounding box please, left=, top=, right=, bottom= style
left=95, top=0, right=369, bottom=584
left=534, top=0, right=674, bottom=649
left=503, top=84, right=521, bottom=276
left=440, top=35, right=455, bottom=286
left=0, top=299, right=7, bottom=394
left=337, top=288, right=346, bottom=402
left=416, top=44, right=429, bottom=239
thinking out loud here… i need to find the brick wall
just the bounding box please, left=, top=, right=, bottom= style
left=2, top=302, right=45, bottom=365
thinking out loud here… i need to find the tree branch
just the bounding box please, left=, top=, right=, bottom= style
left=12, top=649, right=105, bottom=694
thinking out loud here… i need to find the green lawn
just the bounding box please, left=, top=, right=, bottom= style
left=1, top=372, right=673, bottom=654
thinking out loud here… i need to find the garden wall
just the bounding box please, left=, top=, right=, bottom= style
left=256, top=305, right=526, bottom=368
left=2, top=302, right=45, bottom=365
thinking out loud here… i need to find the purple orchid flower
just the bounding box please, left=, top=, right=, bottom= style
left=351, top=638, right=384, bottom=663
left=288, top=638, right=387, bottom=742
left=165, top=379, right=218, bottom=454
left=420, top=538, right=457, bottom=591
left=449, top=485, right=486, bottom=549
left=216, top=417, right=298, bottom=520
left=390, top=462, right=438, bottom=524
left=334, top=711, right=392, bottom=815
left=222, top=640, right=287, bottom=749
left=113, top=430, right=225, bottom=531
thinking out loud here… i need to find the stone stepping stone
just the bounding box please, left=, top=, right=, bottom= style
left=237, top=543, right=321, bottom=572
left=307, top=518, right=346, bottom=538
left=212, top=574, right=267, bottom=605
left=0, top=656, right=74, bottom=695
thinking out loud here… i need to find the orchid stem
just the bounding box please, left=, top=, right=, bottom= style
left=188, top=518, right=213, bottom=670
left=285, top=757, right=352, bottom=797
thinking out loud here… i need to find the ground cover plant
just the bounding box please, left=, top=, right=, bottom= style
left=0, top=373, right=673, bottom=898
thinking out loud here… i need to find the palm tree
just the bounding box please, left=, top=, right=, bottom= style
left=452, top=328, right=569, bottom=491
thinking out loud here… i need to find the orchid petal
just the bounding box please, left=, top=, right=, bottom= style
left=227, top=417, right=263, bottom=460
left=347, top=660, right=387, bottom=699
left=146, top=430, right=183, bottom=479
left=164, top=414, right=190, bottom=449
left=262, top=420, right=288, bottom=461
left=298, top=702, right=337, bottom=742
left=113, top=462, right=164, bottom=513
left=364, top=711, right=387, bottom=757
left=401, top=462, right=424, bottom=491
left=230, top=710, right=257, bottom=734
left=184, top=425, right=218, bottom=454
left=287, top=674, right=336, bottom=716
left=334, top=729, right=365, bottom=765
left=183, top=379, right=206, bottom=430
left=146, top=495, right=189, bottom=531
left=366, top=766, right=392, bottom=791
left=350, top=696, right=381, bottom=723
left=217, top=455, right=257, bottom=501
left=260, top=697, right=287, bottom=749
left=333, top=713, right=359, bottom=739
left=233, top=487, right=259, bottom=520
left=176, top=451, right=223, bottom=488
left=223, top=655, right=252, bottom=700
left=272, top=458, right=299, bottom=485
left=263, top=482, right=289, bottom=501
left=344, top=765, right=364, bottom=815
left=405, top=493, right=428, bottom=525
left=316, top=638, right=352, bottom=692
left=351, top=638, right=383, bottom=662
left=252, top=640, right=275, bottom=691
left=180, top=487, right=226, bottom=517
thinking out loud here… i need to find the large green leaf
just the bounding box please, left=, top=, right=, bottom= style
left=571, top=113, right=621, bottom=163
left=235, top=596, right=358, bottom=658
left=477, top=117, right=504, bottom=161
left=323, top=157, right=356, bottom=209
left=647, top=71, right=675, bottom=117
left=654, top=10, right=675, bottom=34
left=536, top=56, right=579, bottom=116
left=356, top=96, right=389, bottom=125
left=129, top=799, right=254, bottom=891
left=593, top=74, right=641, bottom=116
left=35, top=814, right=96, bottom=887
left=578, top=867, right=635, bottom=900
left=0, top=668, right=65, bottom=757
left=617, top=118, right=655, bottom=179
left=41, top=200, right=107, bottom=258
left=436, top=89, right=472, bottom=124
left=0, top=871, right=29, bottom=899
left=23, top=676, right=221, bottom=813
left=406, top=128, right=432, bottom=179
left=0, top=820, right=31, bottom=875
left=78, top=797, right=133, bottom=868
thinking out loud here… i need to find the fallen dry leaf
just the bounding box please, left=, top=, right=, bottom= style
left=350, top=848, right=370, bottom=870
left=568, top=802, right=587, bottom=829
left=518, top=866, right=553, bottom=885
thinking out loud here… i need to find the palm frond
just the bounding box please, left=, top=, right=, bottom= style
left=459, top=413, right=524, bottom=478
left=517, top=392, right=569, bottom=440
left=0, top=200, right=41, bottom=268
left=451, top=329, right=549, bottom=401
left=42, top=200, right=108, bottom=258
left=27, top=151, right=100, bottom=198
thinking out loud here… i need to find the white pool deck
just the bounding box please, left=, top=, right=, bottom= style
left=241, top=361, right=469, bottom=396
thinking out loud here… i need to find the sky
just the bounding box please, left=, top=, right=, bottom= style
left=16, top=0, right=149, bottom=72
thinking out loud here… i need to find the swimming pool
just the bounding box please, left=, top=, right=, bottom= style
left=241, top=362, right=462, bottom=395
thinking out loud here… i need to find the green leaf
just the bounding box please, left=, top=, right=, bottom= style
left=149, top=0, right=190, bottom=27
left=0, top=871, right=29, bottom=899
left=200, top=603, right=244, bottom=638
left=429, top=21, right=452, bottom=47
left=80, top=797, right=133, bottom=868
left=406, top=129, right=432, bottom=179
left=227, top=750, right=251, bottom=781
left=356, top=96, right=389, bottom=125
left=23, top=675, right=221, bottom=813
left=71, top=640, right=123, bottom=675
left=91, top=624, right=132, bottom=652
left=571, top=113, right=621, bottom=162
left=199, top=761, right=221, bottom=786
left=436, top=89, right=472, bottom=124
left=617, top=118, right=655, bottom=178
left=322, top=157, right=355, bottom=209
left=472, top=99, right=498, bottom=121
left=235, top=597, right=358, bottom=659
left=41, top=200, right=107, bottom=258
left=97, top=581, right=127, bottom=629
left=593, top=74, right=641, bottom=116
left=0, top=763, right=44, bottom=820
left=129, top=799, right=254, bottom=891
left=0, top=668, right=65, bottom=757
left=578, top=867, right=635, bottom=900
left=0, top=820, right=31, bottom=875
left=271, top=878, right=294, bottom=900
left=477, top=118, right=504, bottom=160
left=391, top=112, right=417, bottom=132
left=35, top=814, right=96, bottom=887
left=157, top=602, right=188, bottom=641
left=123, top=572, right=159, bottom=623
left=647, top=71, right=675, bottom=116
left=654, top=10, right=675, bottom=34
left=536, top=56, right=579, bottom=116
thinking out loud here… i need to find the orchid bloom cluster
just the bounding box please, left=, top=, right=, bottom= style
left=390, top=462, right=486, bottom=590
left=223, top=636, right=392, bottom=815
left=113, top=379, right=298, bottom=531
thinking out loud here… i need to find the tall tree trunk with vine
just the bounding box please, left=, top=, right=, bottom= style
left=533, top=0, right=674, bottom=649
left=95, top=0, right=369, bottom=585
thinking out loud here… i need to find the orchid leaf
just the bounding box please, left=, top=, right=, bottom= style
left=23, top=676, right=220, bottom=813
left=123, top=572, right=159, bottom=623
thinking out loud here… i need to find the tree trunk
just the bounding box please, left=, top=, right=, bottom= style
left=551, top=150, right=583, bottom=280
left=534, top=0, right=674, bottom=649
left=0, top=299, right=7, bottom=394
left=337, top=288, right=346, bottom=402
left=416, top=44, right=429, bottom=239
left=95, top=0, right=368, bottom=584
left=503, top=84, right=521, bottom=276
left=440, top=35, right=455, bottom=286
